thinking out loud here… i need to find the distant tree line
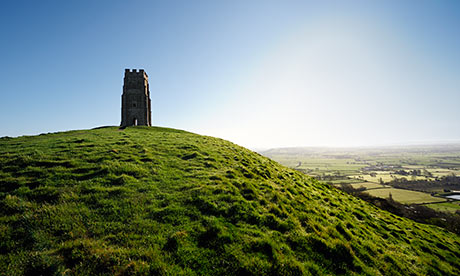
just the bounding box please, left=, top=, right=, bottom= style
left=393, top=169, right=433, bottom=177
left=388, top=175, right=460, bottom=192
left=337, top=183, right=460, bottom=236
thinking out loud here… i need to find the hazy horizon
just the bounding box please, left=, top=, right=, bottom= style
left=1, top=0, right=459, bottom=148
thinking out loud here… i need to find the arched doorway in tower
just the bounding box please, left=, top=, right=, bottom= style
left=133, top=118, right=138, bottom=126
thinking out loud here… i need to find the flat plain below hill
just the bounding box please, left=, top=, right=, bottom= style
left=1, top=127, right=459, bottom=275
left=261, top=146, right=460, bottom=211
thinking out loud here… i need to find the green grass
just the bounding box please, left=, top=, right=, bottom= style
left=350, top=182, right=389, bottom=190
left=427, top=202, right=460, bottom=213
left=366, top=188, right=446, bottom=204
left=1, top=127, right=460, bottom=275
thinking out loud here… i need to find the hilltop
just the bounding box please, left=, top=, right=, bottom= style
left=1, top=127, right=459, bottom=275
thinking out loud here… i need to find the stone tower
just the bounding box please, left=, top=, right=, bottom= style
left=121, top=69, right=152, bottom=127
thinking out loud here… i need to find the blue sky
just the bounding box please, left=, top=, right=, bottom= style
left=1, top=0, right=459, bottom=148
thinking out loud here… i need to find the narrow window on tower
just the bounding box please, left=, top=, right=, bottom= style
left=133, top=103, right=137, bottom=107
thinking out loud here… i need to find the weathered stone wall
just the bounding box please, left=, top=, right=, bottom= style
left=121, top=69, right=152, bottom=127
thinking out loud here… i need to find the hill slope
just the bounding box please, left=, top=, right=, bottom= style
left=1, top=127, right=459, bottom=275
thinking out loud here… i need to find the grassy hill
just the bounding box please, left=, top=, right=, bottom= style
left=1, top=127, right=459, bottom=275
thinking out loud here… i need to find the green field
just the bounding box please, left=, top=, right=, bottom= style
left=365, top=188, right=446, bottom=204
left=350, top=173, right=433, bottom=183
left=427, top=202, right=460, bottom=213
left=350, top=182, right=389, bottom=190
left=1, top=127, right=460, bottom=275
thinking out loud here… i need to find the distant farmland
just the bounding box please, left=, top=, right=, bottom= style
left=261, top=144, right=460, bottom=212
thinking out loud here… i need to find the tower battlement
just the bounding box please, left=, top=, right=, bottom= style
left=124, top=68, right=148, bottom=79
left=120, top=69, right=152, bottom=127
